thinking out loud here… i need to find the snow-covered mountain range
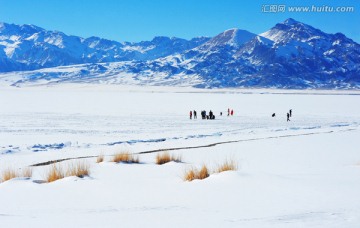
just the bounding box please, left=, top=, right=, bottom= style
left=0, top=18, right=359, bottom=89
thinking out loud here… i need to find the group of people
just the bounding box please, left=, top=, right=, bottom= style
left=201, top=110, right=215, bottom=119
left=189, top=110, right=197, bottom=119
left=287, top=109, right=292, bottom=121
left=190, top=108, right=293, bottom=121
left=272, top=109, right=293, bottom=121
left=190, top=108, right=235, bottom=120
left=189, top=110, right=216, bottom=119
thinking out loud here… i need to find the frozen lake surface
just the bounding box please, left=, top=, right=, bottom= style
left=0, top=85, right=359, bottom=227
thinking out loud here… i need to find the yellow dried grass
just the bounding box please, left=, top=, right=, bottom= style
left=1, top=168, right=18, bottom=182
left=184, top=169, right=196, bottom=181
left=46, top=161, right=91, bottom=183
left=156, top=152, right=182, bottom=165
left=21, top=167, right=33, bottom=178
left=1, top=167, right=33, bottom=182
left=198, top=165, right=210, bottom=179
left=215, top=159, right=238, bottom=173
left=112, top=152, right=139, bottom=163
left=66, top=161, right=90, bottom=178
left=46, top=164, right=64, bottom=183
left=96, top=154, right=104, bottom=163
left=184, top=164, right=210, bottom=181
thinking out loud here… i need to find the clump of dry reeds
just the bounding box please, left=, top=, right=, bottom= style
left=215, top=159, right=238, bottom=173
left=46, top=161, right=91, bottom=183
left=1, top=168, right=18, bottom=182
left=21, top=167, right=33, bottom=178
left=198, top=165, right=210, bottom=179
left=112, top=152, right=139, bottom=164
left=183, top=164, right=210, bottom=181
left=184, top=169, right=196, bottom=182
left=184, top=158, right=238, bottom=182
left=1, top=167, right=33, bottom=183
left=155, top=152, right=182, bottom=165
left=96, top=154, right=104, bottom=163
left=66, top=161, right=90, bottom=178
left=46, top=164, right=65, bottom=183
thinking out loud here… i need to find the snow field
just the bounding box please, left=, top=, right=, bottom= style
left=0, top=85, right=360, bottom=227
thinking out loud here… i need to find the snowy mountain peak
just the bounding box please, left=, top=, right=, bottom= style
left=260, top=18, right=327, bottom=44
left=193, top=28, right=256, bottom=54
left=152, top=36, right=171, bottom=42
left=283, top=18, right=299, bottom=25
left=0, top=22, right=44, bottom=38
left=223, top=28, right=239, bottom=34
left=216, top=28, right=256, bottom=47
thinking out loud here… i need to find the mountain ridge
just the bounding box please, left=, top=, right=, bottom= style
left=0, top=19, right=359, bottom=89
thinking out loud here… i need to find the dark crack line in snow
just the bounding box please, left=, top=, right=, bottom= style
left=28, top=129, right=355, bottom=167
left=136, top=130, right=337, bottom=154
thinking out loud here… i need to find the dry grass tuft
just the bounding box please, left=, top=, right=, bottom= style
left=156, top=152, right=171, bottom=165
left=215, top=159, right=238, bottom=173
left=1, top=168, right=18, bottom=182
left=46, top=161, right=91, bottom=182
left=198, top=165, right=210, bottom=179
left=96, top=154, right=104, bottom=163
left=1, top=167, right=33, bottom=183
left=46, top=164, right=64, bottom=183
left=112, top=152, right=139, bottom=163
left=183, top=164, right=210, bottom=181
left=184, top=168, right=197, bottom=181
left=183, top=159, right=238, bottom=182
left=156, top=152, right=182, bottom=165
left=66, top=162, right=90, bottom=178
left=21, top=167, right=33, bottom=178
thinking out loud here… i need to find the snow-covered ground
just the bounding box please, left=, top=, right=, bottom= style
left=0, top=85, right=360, bottom=227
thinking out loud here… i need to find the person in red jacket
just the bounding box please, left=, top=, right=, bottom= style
left=190, top=111, right=193, bottom=119
left=230, top=109, right=234, bottom=116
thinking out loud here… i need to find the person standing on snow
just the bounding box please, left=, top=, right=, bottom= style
left=287, top=113, right=290, bottom=121
left=190, top=111, right=193, bottom=119
left=289, top=109, right=292, bottom=117
left=194, top=110, right=197, bottom=119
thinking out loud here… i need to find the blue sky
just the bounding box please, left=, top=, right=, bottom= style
left=0, top=0, right=359, bottom=43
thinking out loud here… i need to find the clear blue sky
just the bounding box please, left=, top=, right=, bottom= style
left=0, top=0, right=359, bottom=43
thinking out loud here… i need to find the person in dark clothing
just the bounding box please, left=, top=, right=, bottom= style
left=209, top=110, right=213, bottom=119
left=272, top=113, right=276, bottom=117
left=201, top=110, right=206, bottom=119
left=220, top=112, right=222, bottom=116
left=289, top=109, right=292, bottom=117
left=190, top=111, right=192, bottom=119
left=287, top=113, right=290, bottom=121
left=194, top=110, right=197, bottom=119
